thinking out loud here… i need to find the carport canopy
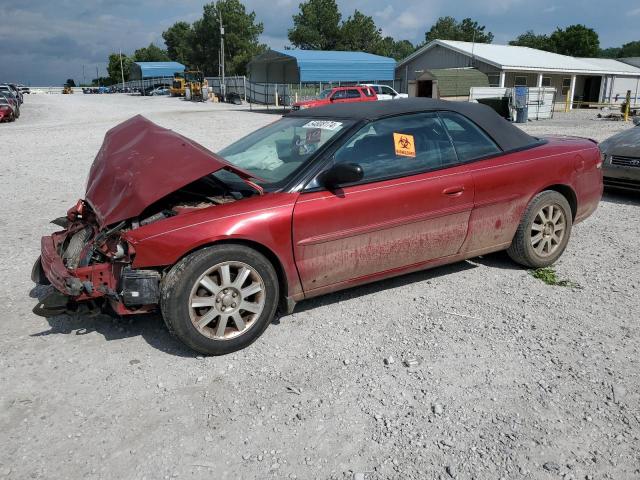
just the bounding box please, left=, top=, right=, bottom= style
left=129, top=61, right=185, bottom=80
left=248, top=49, right=396, bottom=83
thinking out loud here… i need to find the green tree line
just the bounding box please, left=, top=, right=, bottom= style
left=105, top=0, right=639, bottom=85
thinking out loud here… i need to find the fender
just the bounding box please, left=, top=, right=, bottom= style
left=123, top=192, right=304, bottom=300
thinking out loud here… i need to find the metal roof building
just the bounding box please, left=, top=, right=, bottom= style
left=396, top=40, right=640, bottom=108
left=248, top=49, right=396, bottom=83
left=129, top=61, right=185, bottom=80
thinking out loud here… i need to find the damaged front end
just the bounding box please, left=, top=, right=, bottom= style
left=32, top=115, right=262, bottom=318
left=32, top=200, right=161, bottom=317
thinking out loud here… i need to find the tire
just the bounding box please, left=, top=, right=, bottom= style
left=507, top=190, right=573, bottom=268
left=160, top=245, right=279, bottom=355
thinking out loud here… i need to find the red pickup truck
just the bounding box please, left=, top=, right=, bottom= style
left=292, top=85, right=377, bottom=110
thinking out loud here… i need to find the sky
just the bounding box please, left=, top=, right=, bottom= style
left=1, top=0, right=639, bottom=85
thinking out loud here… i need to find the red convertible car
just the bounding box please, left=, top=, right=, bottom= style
left=32, top=99, right=603, bottom=355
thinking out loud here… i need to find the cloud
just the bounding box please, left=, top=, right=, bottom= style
left=0, top=0, right=636, bottom=85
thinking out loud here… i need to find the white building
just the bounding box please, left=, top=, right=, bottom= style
left=396, top=40, right=640, bottom=108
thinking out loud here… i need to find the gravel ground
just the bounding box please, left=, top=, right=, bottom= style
left=1, top=95, right=639, bottom=480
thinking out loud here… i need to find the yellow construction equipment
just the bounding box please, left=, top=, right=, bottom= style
left=170, top=70, right=204, bottom=97
left=62, top=85, right=74, bottom=94
left=187, top=72, right=208, bottom=102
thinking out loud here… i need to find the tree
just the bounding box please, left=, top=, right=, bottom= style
left=425, top=16, right=493, bottom=44
left=162, top=21, right=194, bottom=65
left=599, top=47, right=621, bottom=58
left=509, top=30, right=555, bottom=52
left=338, top=10, right=381, bottom=52
left=288, top=0, right=342, bottom=50
left=107, top=53, right=132, bottom=84
left=376, top=37, right=416, bottom=61
left=65, top=78, right=76, bottom=87
left=550, top=24, right=599, bottom=57
left=133, top=43, right=171, bottom=62
left=163, top=1, right=264, bottom=76
left=618, top=40, right=640, bottom=58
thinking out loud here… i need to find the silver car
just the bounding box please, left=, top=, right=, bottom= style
left=599, top=124, right=640, bottom=191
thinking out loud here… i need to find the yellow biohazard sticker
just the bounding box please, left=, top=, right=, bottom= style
left=393, top=133, right=416, bottom=158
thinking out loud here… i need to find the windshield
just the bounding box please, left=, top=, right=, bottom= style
left=216, top=116, right=352, bottom=190
left=317, top=89, right=333, bottom=99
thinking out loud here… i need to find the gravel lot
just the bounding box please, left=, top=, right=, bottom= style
left=1, top=94, right=639, bottom=480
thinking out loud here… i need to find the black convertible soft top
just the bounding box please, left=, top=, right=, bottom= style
left=288, top=98, right=539, bottom=152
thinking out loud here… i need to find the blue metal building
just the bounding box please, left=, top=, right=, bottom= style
left=248, top=50, right=396, bottom=83
left=129, top=62, right=186, bottom=80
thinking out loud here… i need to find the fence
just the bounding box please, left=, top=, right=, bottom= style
left=205, top=76, right=400, bottom=107
left=469, top=87, right=557, bottom=120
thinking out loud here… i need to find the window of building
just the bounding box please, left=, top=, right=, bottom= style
left=541, top=77, right=552, bottom=87
left=438, top=112, right=501, bottom=162
left=514, top=76, right=528, bottom=87
left=487, top=74, right=501, bottom=87
left=561, top=78, right=572, bottom=95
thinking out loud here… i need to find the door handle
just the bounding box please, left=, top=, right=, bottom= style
left=442, top=186, right=465, bottom=196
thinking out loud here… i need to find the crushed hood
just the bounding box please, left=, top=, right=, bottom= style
left=85, top=115, right=258, bottom=227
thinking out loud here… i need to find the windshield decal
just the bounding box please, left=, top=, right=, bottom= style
left=393, top=133, right=416, bottom=158
left=302, top=120, right=343, bottom=131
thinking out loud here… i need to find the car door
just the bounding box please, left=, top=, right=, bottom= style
left=437, top=111, right=519, bottom=252
left=330, top=90, right=348, bottom=104
left=292, top=112, right=475, bottom=295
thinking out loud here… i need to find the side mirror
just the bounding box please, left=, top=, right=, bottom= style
left=321, top=163, right=363, bottom=189
left=329, top=96, right=335, bottom=102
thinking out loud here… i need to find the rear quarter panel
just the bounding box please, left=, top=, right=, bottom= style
left=463, top=137, right=601, bottom=253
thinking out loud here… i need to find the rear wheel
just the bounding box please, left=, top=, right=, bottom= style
left=507, top=191, right=573, bottom=268
left=161, top=245, right=279, bottom=355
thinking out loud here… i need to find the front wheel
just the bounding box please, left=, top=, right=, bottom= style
left=507, top=190, right=573, bottom=268
left=161, top=245, right=279, bottom=355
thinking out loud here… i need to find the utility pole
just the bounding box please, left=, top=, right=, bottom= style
left=82, top=64, right=86, bottom=86
left=96, top=66, right=99, bottom=86
left=119, top=49, right=125, bottom=90
left=218, top=4, right=226, bottom=101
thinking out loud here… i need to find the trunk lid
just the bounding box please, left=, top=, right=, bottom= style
left=85, top=115, right=259, bottom=228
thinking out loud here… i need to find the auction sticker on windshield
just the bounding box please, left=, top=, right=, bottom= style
left=302, top=120, right=343, bottom=131
left=393, top=133, right=416, bottom=158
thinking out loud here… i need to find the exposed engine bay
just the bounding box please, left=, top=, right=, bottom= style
left=32, top=175, right=249, bottom=318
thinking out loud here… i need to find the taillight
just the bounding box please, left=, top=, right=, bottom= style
left=597, top=151, right=605, bottom=169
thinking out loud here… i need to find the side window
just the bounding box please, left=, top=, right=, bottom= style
left=345, top=89, right=361, bottom=99
left=439, top=112, right=501, bottom=162
left=362, top=87, right=375, bottom=97
left=331, top=90, right=347, bottom=100
left=331, top=112, right=458, bottom=184
left=381, top=86, right=395, bottom=96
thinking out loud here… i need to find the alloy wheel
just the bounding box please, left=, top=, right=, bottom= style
left=530, top=204, right=566, bottom=257
left=188, top=261, right=265, bottom=340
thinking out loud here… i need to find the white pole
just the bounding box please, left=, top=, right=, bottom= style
left=119, top=49, right=125, bottom=90
left=499, top=71, right=506, bottom=88
left=568, top=74, right=577, bottom=110
left=219, top=5, right=226, bottom=101
left=536, top=73, right=543, bottom=87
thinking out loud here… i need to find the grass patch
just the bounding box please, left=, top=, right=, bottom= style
left=529, top=267, right=580, bottom=288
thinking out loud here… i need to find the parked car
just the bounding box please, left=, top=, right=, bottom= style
left=17, top=84, right=30, bottom=94
left=32, top=99, right=602, bottom=355
left=599, top=124, right=640, bottom=191
left=360, top=84, right=408, bottom=101
left=1, top=84, right=22, bottom=104
left=0, top=96, right=15, bottom=122
left=292, top=86, right=377, bottom=110
left=0, top=91, right=19, bottom=118
left=8, top=84, right=24, bottom=103
left=148, top=87, right=170, bottom=96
